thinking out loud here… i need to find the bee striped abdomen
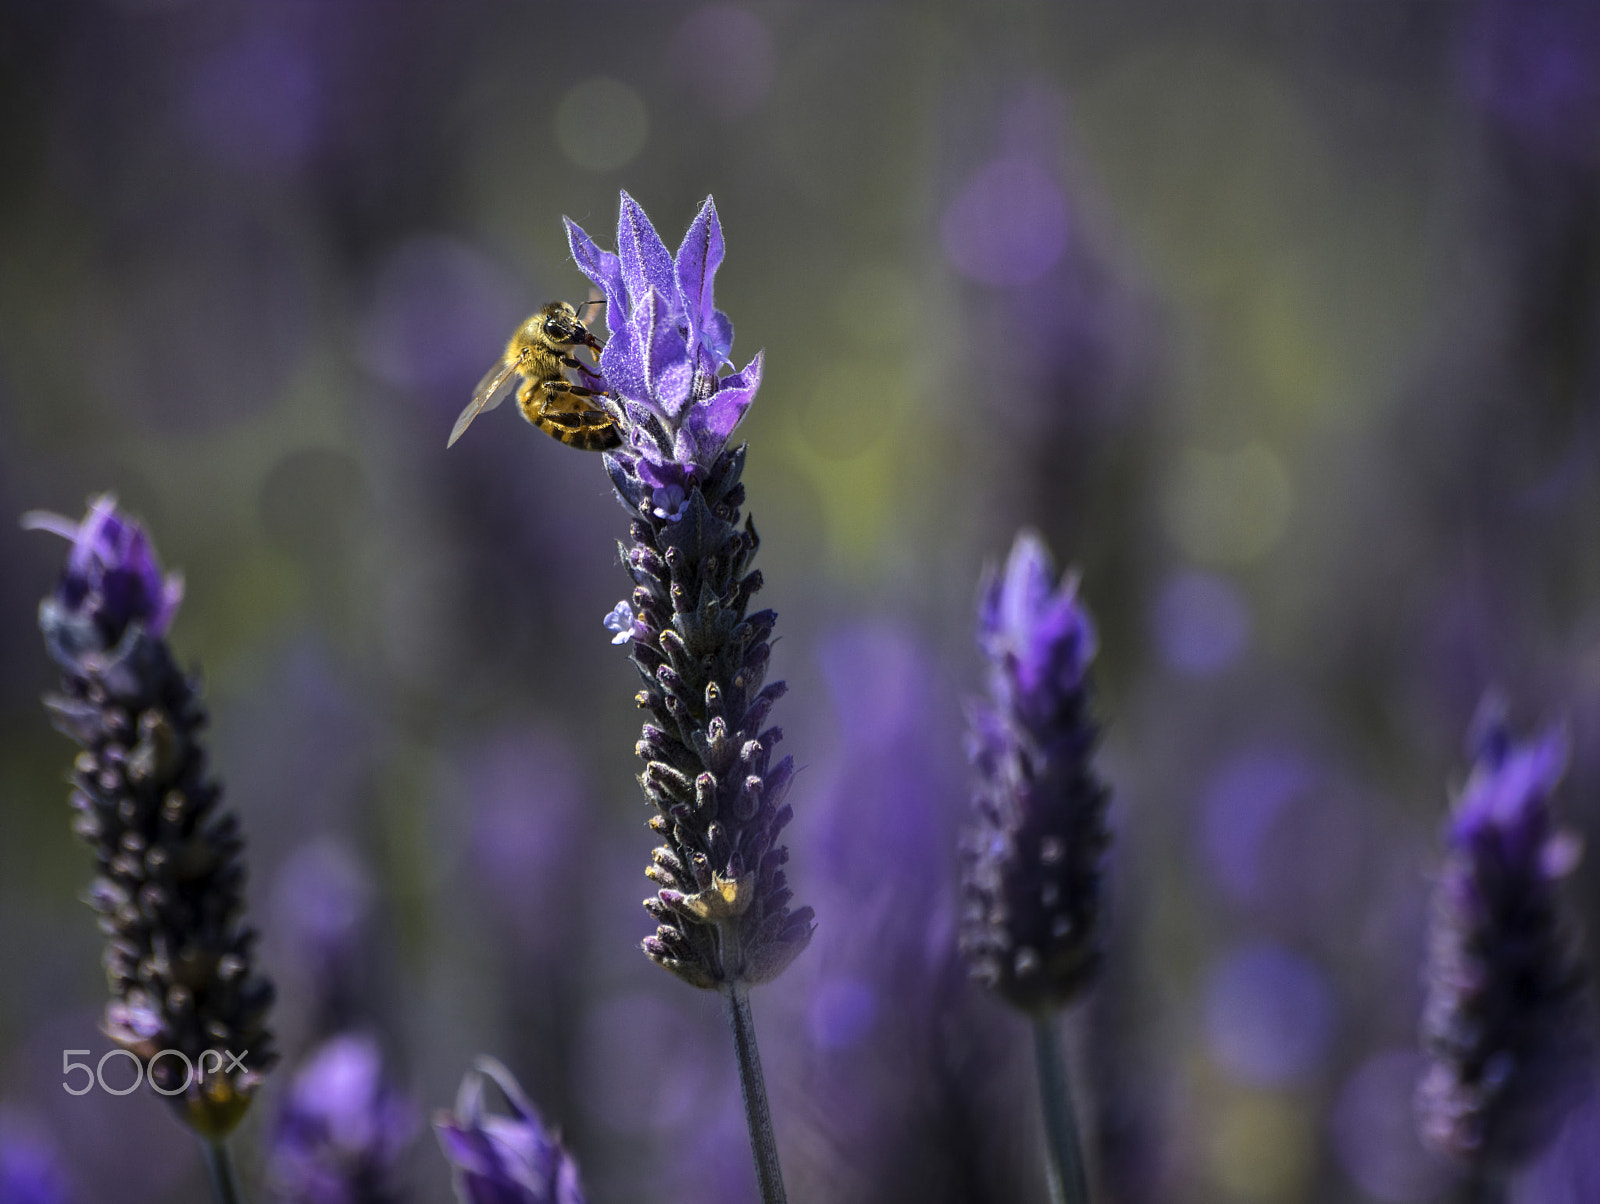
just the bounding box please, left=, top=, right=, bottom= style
left=537, top=411, right=622, bottom=450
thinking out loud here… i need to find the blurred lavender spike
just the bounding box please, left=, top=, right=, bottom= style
left=1417, top=694, right=1595, bottom=1177
left=566, top=193, right=813, bottom=991
left=27, top=495, right=277, bottom=1138
left=270, top=1033, right=417, bottom=1204
left=434, top=1057, right=585, bottom=1204
left=962, top=530, right=1110, bottom=1204
left=961, top=529, right=1112, bottom=1012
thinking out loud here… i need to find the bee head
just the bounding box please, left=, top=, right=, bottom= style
left=540, top=299, right=604, bottom=353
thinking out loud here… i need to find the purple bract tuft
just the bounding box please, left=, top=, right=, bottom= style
left=566, top=192, right=763, bottom=513
left=1416, top=694, right=1594, bottom=1172
left=25, top=494, right=184, bottom=664
left=434, top=1058, right=585, bottom=1204
left=962, top=530, right=1111, bottom=1013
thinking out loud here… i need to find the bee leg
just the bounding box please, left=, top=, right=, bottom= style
left=535, top=379, right=601, bottom=417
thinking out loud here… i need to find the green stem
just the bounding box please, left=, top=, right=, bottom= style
left=723, top=982, right=788, bottom=1204
left=200, top=1137, right=245, bottom=1204
left=1033, top=1013, right=1090, bottom=1204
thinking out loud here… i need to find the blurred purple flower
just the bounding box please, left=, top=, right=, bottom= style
left=23, top=494, right=183, bottom=654
left=0, top=1113, right=74, bottom=1204
left=435, top=1058, right=585, bottom=1204
left=1204, top=942, right=1336, bottom=1086
left=28, top=496, right=276, bottom=1136
left=963, top=529, right=1111, bottom=1011
left=270, top=1033, right=416, bottom=1204
left=1417, top=695, right=1594, bottom=1171
left=271, top=840, right=376, bottom=1028
left=1152, top=570, right=1250, bottom=676
left=1460, top=0, right=1600, bottom=162
left=568, top=194, right=811, bottom=988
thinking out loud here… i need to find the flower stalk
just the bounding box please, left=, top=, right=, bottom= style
left=1033, top=1015, right=1090, bottom=1204
left=202, top=1138, right=245, bottom=1204
left=724, top=983, right=786, bottom=1204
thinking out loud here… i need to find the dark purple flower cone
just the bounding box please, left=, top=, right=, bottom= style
left=27, top=496, right=277, bottom=1136
left=568, top=194, right=814, bottom=989
left=1416, top=695, right=1594, bottom=1172
left=961, top=530, right=1112, bottom=1013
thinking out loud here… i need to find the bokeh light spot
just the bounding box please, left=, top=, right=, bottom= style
left=941, top=156, right=1069, bottom=287
left=1204, top=942, right=1335, bottom=1086
left=555, top=78, right=649, bottom=172
left=186, top=31, right=320, bottom=175
left=672, top=6, right=775, bottom=116
left=1153, top=569, right=1251, bottom=675
left=1331, top=1050, right=1453, bottom=1203
left=1209, top=1090, right=1315, bottom=1202
left=1200, top=748, right=1314, bottom=906
left=357, top=236, right=523, bottom=408
left=1163, top=441, right=1293, bottom=564
left=577, top=994, right=715, bottom=1134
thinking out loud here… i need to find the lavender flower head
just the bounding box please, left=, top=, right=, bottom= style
left=962, top=530, right=1111, bottom=1012
left=270, top=1033, right=416, bottom=1204
left=434, top=1057, right=584, bottom=1204
left=1417, top=696, right=1594, bottom=1171
left=26, top=495, right=276, bottom=1135
left=566, top=193, right=813, bottom=988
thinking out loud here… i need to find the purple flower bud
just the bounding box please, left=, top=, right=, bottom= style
left=24, top=495, right=184, bottom=666
left=567, top=194, right=812, bottom=989
left=602, top=601, right=635, bottom=645
left=270, top=1033, right=417, bottom=1204
left=434, top=1058, right=585, bottom=1204
left=962, top=530, right=1111, bottom=1012
left=1416, top=694, right=1594, bottom=1172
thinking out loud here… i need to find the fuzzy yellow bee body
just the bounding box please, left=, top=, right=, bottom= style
left=447, top=301, right=620, bottom=451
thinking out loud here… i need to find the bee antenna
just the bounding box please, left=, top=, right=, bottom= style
left=577, top=298, right=606, bottom=315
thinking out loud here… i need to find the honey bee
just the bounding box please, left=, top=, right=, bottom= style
left=447, top=300, right=620, bottom=451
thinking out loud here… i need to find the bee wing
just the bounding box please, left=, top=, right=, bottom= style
left=447, top=359, right=520, bottom=447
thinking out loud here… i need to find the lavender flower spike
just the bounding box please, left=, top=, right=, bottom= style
left=962, top=530, right=1111, bottom=1013
left=434, top=1057, right=585, bottom=1204
left=1417, top=696, right=1594, bottom=1175
left=27, top=496, right=277, bottom=1139
left=566, top=194, right=812, bottom=990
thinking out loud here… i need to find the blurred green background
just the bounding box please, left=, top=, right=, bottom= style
left=3, top=3, right=1599, bottom=1203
